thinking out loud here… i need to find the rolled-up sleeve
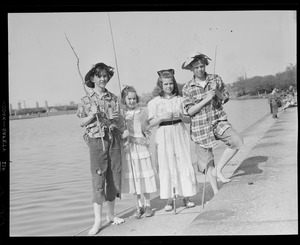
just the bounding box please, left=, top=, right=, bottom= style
left=182, top=85, right=194, bottom=116
left=216, top=76, right=229, bottom=103
left=76, top=96, right=89, bottom=118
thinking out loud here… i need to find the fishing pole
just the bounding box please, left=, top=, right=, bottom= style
left=65, top=33, right=106, bottom=151
left=107, top=12, right=141, bottom=216
left=201, top=46, right=217, bottom=210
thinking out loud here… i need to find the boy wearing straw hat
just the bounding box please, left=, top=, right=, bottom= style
left=181, top=52, right=244, bottom=195
left=77, top=62, right=125, bottom=235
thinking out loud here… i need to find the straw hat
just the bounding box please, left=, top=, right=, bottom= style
left=181, top=52, right=211, bottom=70
left=84, top=62, right=114, bottom=88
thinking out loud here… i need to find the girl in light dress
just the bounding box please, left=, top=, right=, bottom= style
left=147, top=69, right=197, bottom=211
left=121, top=86, right=158, bottom=218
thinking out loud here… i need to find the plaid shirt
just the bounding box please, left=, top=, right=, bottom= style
left=182, top=73, right=231, bottom=148
left=76, top=89, right=123, bottom=138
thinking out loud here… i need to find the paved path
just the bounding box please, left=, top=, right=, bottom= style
left=76, top=107, right=298, bottom=236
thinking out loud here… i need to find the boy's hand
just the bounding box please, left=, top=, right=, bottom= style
left=89, top=105, right=98, bottom=116
left=122, top=129, right=129, bottom=139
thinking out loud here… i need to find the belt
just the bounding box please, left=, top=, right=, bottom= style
left=159, top=119, right=182, bottom=126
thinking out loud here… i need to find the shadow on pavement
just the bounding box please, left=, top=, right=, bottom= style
left=231, top=155, right=267, bottom=178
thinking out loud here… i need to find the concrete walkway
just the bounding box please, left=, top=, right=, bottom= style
left=77, top=107, right=298, bottom=236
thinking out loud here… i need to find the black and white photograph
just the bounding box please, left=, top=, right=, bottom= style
left=2, top=6, right=297, bottom=241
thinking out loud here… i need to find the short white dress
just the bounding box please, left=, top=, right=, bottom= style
left=147, top=96, right=197, bottom=199
left=122, top=108, right=157, bottom=195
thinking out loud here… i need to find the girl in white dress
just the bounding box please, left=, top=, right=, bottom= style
left=121, top=86, right=157, bottom=218
left=147, top=69, right=197, bottom=211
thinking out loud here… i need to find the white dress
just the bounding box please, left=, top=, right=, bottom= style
left=122, top=108, right=157, bottom=195
left=147, top=96, right=197, bottom=199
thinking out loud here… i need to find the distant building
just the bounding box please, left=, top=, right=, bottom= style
left=70, top=101, right=75, bottom=106
left=49, top=108, right=58, bottom=113
left=36, top=102, right=39, bottom=108
left=9, top=104, right=13, bottom=116
left=17, top=102, right=21, bottom=110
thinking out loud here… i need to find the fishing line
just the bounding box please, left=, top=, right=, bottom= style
left=107, top=12, right=141, bottom=215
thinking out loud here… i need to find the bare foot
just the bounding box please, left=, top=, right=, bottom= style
left=107, top=214, right=125, bottom=225
left=212, top=167, right=231, bottom=183
left=88, top=221, right=102, bottom=235
left=217, top=172, right=231, bottom=183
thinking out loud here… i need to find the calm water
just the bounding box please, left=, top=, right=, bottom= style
left=9, top=99, right=269, bottom=236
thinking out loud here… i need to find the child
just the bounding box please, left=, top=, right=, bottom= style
left=147, top=69, right=197, bottom=212
left=181, top=52, right=244, bottom=191
left=121, top=86, right=157, bottom=218
left=77, top=62, right=125, bottom=235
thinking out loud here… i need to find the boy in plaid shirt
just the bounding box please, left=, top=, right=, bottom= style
left=181, top=52, right=243, bottom=195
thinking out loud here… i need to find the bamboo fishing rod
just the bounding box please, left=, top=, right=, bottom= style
left=65, top=33, right=106, bottom=151
left=107, top=12, right=141, bottom=216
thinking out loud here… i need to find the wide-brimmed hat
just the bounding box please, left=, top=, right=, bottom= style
left=181, top=52, right=211, bottom=70
left=84, top=62, right=114, bottom=88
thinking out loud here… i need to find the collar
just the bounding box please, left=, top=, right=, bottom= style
left=90, top=88, right=112, bottom=100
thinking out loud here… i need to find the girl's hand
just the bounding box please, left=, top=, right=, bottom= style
left=112, top=110, right=119, bottom=119
left=122, top=129, right=129, bottom=139
left=109, top=124, right=117, bottom=131
left=172, top=111, right=181, bottom=119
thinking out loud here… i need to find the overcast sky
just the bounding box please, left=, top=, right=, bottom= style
left=8, top=11, right=296, bottom=109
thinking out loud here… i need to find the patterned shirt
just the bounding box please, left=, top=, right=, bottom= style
left=182, top=73, right=231, bottom=148
left=76, top=89, right=123, bottom=138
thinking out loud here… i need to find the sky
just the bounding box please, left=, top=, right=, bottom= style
left=8, top=11, right=296, bottom=109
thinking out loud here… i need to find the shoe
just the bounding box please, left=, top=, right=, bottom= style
left=144, top=206, right=154, bottom=217
left=164, top=199, right=174, bottom=211
left=183, top=198, right=195, bottom=208
left=133, top=206, right=145, bottom=219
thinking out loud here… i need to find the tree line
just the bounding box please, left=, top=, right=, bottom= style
left=137, top=63, right=297, bottom=105
left=226, top=64, right=297, bottom=97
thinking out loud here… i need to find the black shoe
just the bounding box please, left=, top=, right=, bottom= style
left=133, top=206, right=145, bottom=219
left=183, top=198, right=196, bottom=208
left=144, top=206, right=154, bottom=217
left=164, top=199, right=174, bottom=211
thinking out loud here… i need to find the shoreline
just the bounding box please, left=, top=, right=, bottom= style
left=75, top=106, right=294, bottom=236
left=9, top=96, right=267, bottom=121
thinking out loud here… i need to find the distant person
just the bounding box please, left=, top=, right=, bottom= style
left=268, top=93, right=273, bottom=115
left=283, top=91, right=295, bottom=110
left=289, top=85, right=295, bottom=97
left=120, top=85, right=157, bottom=218
left=181, top=52, right=244, bottom=195
left=76, top=62, right=125, bottom=235
left=147, top=69, right=197, bottom=212
left=269, top=88, right=279, bottom=118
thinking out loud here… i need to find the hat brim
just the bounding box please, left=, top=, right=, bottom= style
left=182, top=53, right=212, bottom=70
left=84, top=62, right=114, bottom=88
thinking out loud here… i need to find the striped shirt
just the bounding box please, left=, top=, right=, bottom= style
left=76, top=89, right=123, bottom=138
left=182, top=73, right=231, bottom=148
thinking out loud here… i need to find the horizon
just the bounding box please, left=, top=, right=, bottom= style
left=8, top=11, right=296, bottom=109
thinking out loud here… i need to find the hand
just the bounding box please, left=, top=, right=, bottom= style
left=89, top=105, right=98, bottom=116
left=112, top=110, right=119, bottom=119
left=205, top=90, right=216, bottom=102
left=109, top=124, right=117, bottom=131
left=172, top=111, right=181, bottom=120
left=122, top=129, right=129, bottom=139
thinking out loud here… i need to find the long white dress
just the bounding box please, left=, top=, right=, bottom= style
left=122, top=108, right=158, bottom=195
left=147, top=96, right=197, bottom=199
